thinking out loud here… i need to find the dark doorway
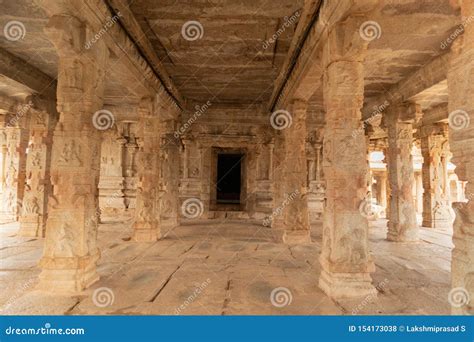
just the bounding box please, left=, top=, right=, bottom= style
left=216, top=154, right=242, bottom=204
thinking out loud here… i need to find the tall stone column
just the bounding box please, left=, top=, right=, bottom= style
left=38, top=15, right=108, bottom=292
left=159, top=119, right=180, bottom=229
left=0, top=103, right=30, bottom=222
left=122, top=122, right=139, bottom=211
left=280, top=99, right=311, bottom=244
left=447, top=0, right=474, bottom=315
left=98, top=127, right=126, bottom=222
left=319, top=40, right=376, bottom=297
left=19, top=99, right=56, bottom=237
left=269, top=131, right=285, bottom=233
left=132, top=98, right=161, bottom=242
left=384, top=105, right=419, bottom=242
left=420, top=124, right=453, bottom=228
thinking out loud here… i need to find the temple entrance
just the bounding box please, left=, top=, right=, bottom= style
left=216, top=153, right=242, bottom=204
left=210, top=148, right=246, bottom=211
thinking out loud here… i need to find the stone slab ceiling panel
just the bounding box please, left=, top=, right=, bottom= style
left=128, top=0, right=304, bottom=104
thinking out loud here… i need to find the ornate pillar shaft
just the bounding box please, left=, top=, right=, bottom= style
left=384, top=105, right=419, bottom=242
left=280, top=100, right=311, bottom=244
left=159, top=119, right=180, bottom=229
left=38, top=15, right=108, bottom=292
left=19, top=100, right=55, bottom=237
left=270, top=131, right=285, bottom=232
left=132, top=98, right=161, bottom=241
left=447, top=0, right=474, bottom=315
left=420, top=124, right=453, bottom=228
left=1, top=105, right=30, bottom=222
left=320, top=53, right=376, bottom=298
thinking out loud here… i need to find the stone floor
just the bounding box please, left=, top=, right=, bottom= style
left=0, top=218, right=453, bottom=315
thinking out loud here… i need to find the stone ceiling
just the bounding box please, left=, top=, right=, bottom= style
left=128, top=0, right=304, bottom=105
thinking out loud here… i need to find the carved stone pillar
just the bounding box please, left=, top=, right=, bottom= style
left=122, top=122, right=139, bottom=210
left=280, top=99, right=311, bottom=244
left=384, top=105, right=419, bottom=242
left=447, top=0, right=474, bottom=315
left=420, top=124, right=453, bottom=228
left=270, top=131, right=285, bottom=233
left=18, top=99, right=56, bottom=237
left=98, top=124, right=130, bottom=222
left=132, top=98, right=161, bottom=242
left=0, top=104, right=30, bottom=222
left=320, top=36, right=376, bottom=298
left=159, top=119, right=180, bottom=229
left=38, top=15, right=108, bottom=292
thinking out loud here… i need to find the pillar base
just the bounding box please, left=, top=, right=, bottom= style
left=132, top=223, right=161, bottom=242
left=37, top=253, right=100, bottom=293
left=282, top=230, right=311, bottom=244
left=319, top=269, right=377, bottom=299
left=18, top=217, right=44, bottom=238
left=387, top=222, right=419, bottom=242
left=422, top=219, right=453, bottom=229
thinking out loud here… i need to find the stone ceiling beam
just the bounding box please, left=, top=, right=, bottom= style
left=0, top=48, right=56, bottom=99
left=362, top=52, right=450, bottom=120
left=105, top=0, right=184, bottom=106
left=268, top=0, right=379, bottom=111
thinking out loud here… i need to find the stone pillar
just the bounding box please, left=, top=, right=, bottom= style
left=159, top=119, right=180, bottom=229
left=18, top=99, right=56, bottom=237
left=122, top=122, right=139, bottom=210
left=98, top=127, right=126, bottom=222
left=132, top=98, right=161, bottom=242
left=0, top=103, right=31, bottom=222
left=447, top=0, right=474, bottom=315
left=270, top=131, right=285, bottom=233
left=384, top=105, right=419, bottom=242
left=280, top=99, right=311, bottom=244
left=37, top=15, right=108, bottom=292
left=420, top=124, right=453, bottom=228
left=319, top=40, right=376, bottom=298
left=415, top=172, right=424, bottom=215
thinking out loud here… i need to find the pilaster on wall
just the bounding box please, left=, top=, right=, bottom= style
left=383, top=104, right=419, bottom=242
left=38, top=14, right=108, bottom=293
left=447, top=0, right=474, bottom=315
